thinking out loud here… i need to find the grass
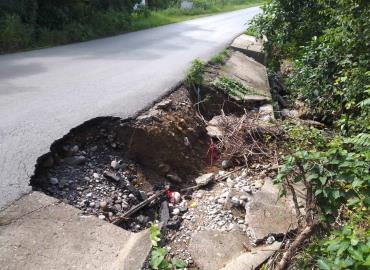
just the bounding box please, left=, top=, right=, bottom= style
left=0, top=1, right=264, bottom=54
left=130, top=1, right=264, bottom=31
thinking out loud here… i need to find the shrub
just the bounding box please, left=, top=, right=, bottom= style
left=0, top=14, right=33, bottom=51
left=186, top=59, right=206, bottom=87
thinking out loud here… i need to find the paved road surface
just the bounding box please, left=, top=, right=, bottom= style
left=0, top=7, right=260, bottom=209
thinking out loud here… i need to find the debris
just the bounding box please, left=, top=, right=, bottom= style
left=111, top=159, right=127, bottom=170
left=49, top=177, right=59, bottom=185
left=99, top=201, right=108, bottom=211
left=103, top=171, right=120, bottom=182
left=64, top=155, right=86, bottom=165
left=160, top=200, right=170, bottom=225
left=166, top=174, right=183, bottom=184
left=112, top=190, right=166, bottom=225
left=172, top=208, right=180, bottom=215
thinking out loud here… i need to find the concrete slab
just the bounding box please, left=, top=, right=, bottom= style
left=0, top=192, right=151, bottom=270
left=245, top=180, right=298, bottom=240
left=217, top=51, right=271, bottom=103
left=220, top=242, right=281, bottom=270
left=230, top=34, right=264, bottom=63
left=189, top=230, right=251, bottom=270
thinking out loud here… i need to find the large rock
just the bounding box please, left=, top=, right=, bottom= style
left=220, top=242, right=281, bottom=270
left=217, top=51, right=271, bottom=103
left=0, top=192, right=151, bottom=270
left=189, top=230, right=251, bottom=270
left=195, top=173, right=215, bottom=186
left=245, top=180, right=298, bottom=240
left=230, top=34, right=264, bottom=64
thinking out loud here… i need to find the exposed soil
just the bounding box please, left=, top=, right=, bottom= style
left=30, top=54, right=282, bottom=269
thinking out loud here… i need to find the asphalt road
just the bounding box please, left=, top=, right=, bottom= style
left=0, top=7, right=260, bottom=209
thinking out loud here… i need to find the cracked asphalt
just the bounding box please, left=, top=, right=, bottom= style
left=0, top=7, right=260, bottom=209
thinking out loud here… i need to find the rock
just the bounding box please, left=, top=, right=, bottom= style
left=121, top=201, right=129, bottom=210
left=189, top=230, right=251, bottom=270
left=136, top=215, right=150, bottom=224
left=195, top=173, right=215, bottom=187
left=184, top=137, right=190, bottom=147
left=166, top=174, right=183, bottom=184
left=266, top=235, right=275, bottom=245
left=98, top=214, right=106, bottom=220
left=281, top=109, right=299, bottom=119
left=217, top=198, right=226, bottom=204
left=90, top=145, right=98, bottom=151
left=70, top=145, right=79, bottom=153
left=155, top=99, right=172, bottom=110
left=231, top=196, right=240, bottom=206
left=89, top=202, right=95, bottom=208
left=259, top=104, right=275, bottom=121
left=179, top=206, right=188, bottom=213
left=93, top=173, right=99, bottom=179
left=99, top=201, right=108, bottom=211
left=64, top=155, right=86, bottom=166
left=172, top=208, right=180, bottom=216
left=86, top=192, right=92, bottom=198
left=111, top=159, right=127, bottom=170
left=167, top=219, right=181, bottom=230
left=114, top=204, right=122, bottom=211
left=221, top=160, right=233, bottom=170
left=49, top=177, right=59, bottom=185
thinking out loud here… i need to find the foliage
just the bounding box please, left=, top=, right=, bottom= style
left=282, top=122, right=327, bottom=152
left=316, top=217, right=370, bottom=270
left=252, top=0, right=370, bottom=123
left=149, top=224, right=187, bottom=270
left=186, top=59, right=206, bottom=87
left=252, top=1, right=370, bottom=269
left=277, top=136, right=370, bottom=220
left=213, top=76, right=263, bottom=99
left=210, top=49, right=229, bottom=65
left=0, top=0, right=263, bottom=53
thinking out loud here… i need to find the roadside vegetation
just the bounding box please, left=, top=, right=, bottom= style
left=0, top=0, right=262, bottom=54
left=249, top=0, right=369, bottom=269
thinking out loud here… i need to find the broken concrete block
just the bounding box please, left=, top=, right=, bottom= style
left=245, top=180, right=298, bottom=241
left=217, top=51, right=271, bottom=103
left=0, top=191, right=151, bottom=270
left=230, top=34, right=264, bottom=64
left=220, top=242, right=282, bottom=270
left=189, top=230, right=251, bottom=270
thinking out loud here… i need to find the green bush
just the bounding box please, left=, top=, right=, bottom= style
left=0, top=14, right=33, bottom=51
left=186, top=59, right=206, bottom=87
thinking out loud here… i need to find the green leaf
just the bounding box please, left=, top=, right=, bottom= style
left=171, top=257, right=188, bottom=268
left=319, top=176, right=328, bottom=185
left=317, top=259, right=331, bottom=270
left=150, top=248, right=167, bottom=269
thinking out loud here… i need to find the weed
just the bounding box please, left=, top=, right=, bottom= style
left=186, top=59, right=206, bottom=87
left=210, top=49, right=229, bottom=65
left=149, top=224, right=187, bottom=270
left=213, top=76, right=263, bottom=100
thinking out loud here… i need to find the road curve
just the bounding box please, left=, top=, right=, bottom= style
left=0, top=7, right=260, bottom=209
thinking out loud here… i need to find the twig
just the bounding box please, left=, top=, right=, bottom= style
left=276, top=225, right=317, bottom=270
left=112, top=190, right=166, bottom=225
